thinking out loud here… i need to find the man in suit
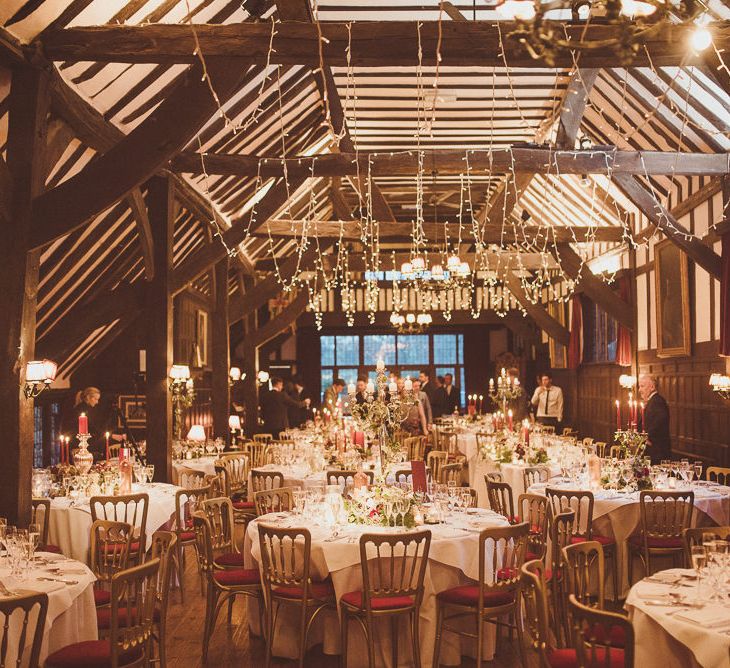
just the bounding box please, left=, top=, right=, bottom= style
left=419, top=370, right=436, bottom=405
left=323, top=378, right=346, bottom=419
left=260, top=377, right=309, bottom=438
left=435, top=373, right=461, bottom=416
left=286, top=375, right=310, bottom=428
left=639, top=374, right=671, bottom=463
left=530, top=371, right=563, bottom=430
left=354, top=376, right=369, bottom=405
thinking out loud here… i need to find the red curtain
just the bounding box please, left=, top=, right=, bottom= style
left=721, top=233, right=730, bottom=356
left=568, top=294, right=583, bottom=370
left=616, top=275, right=632, bottom=367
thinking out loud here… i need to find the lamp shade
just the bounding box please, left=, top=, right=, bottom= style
left=257, top=370, right=270, bottom=384
left=229, top=366, right=242, bottom=381
left=169, top=364, right=191, bottom=381
left=187, top=424, right=207, bottom=441
left=26, top=360, right=50, bottom=383
left=228, top=415, right=241, bottom=431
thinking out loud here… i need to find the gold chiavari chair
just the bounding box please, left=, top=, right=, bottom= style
left=518, top=493, right=550, bottom=561
left=193, top=514, right=261, bottom=663
left=433, top=523, right=529, bottom=667
left=523, top=466, right=550, bottom=491
left=0, top=592, right=48, bottom=668
left=341, top=530, right=432, bottom=668
left=326, top=469, right=374, bottom=490
left=200, top=497, right=244, bottom=570
left=215, top=454, right=253, bottom=524
left=562, top=427, right=578, bottom=437
left=47, top=560, right=161, bottom=668
left=253, top=433, right=273, bottom=445
left=629, top=490, right=694, bottom=583
left=173, top=484, right=210, bottom=601
left=107, top=443, right=121, bottom=459
left=148, top=531, right=177, bottom=668
left=403, top=435, right=427, bottom=460
left=609, top=445, right=627, bottom=459
left=31, top=497, right=62, bottom=554
left=251, top=470, right=284, bottom=494
left=562, top=541, right=607, bottom=611
left=253, top=487, right=295, bottom=516
left=258, top=525, right=335, bottom=668
left=426, top=450, right=448, bottom=484
left=175, top=468, right=208, bottom=490
left=547, top=509, right=575, bottom=646
left=89, top=519, right=134, bottom=608
left=519, top=560, right=557, bottom=667
left=485, top=478, right=516, bottom=522
left=706, top=466, right=730, bottom=485
left=567, top=595, right=634, bottom=667
left=594, top=441, right=608, bottom=458
left=438, top=462, right=462, bottom=485
left=90, top=493, right=149, bottom=564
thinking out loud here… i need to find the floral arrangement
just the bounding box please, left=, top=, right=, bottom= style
left=613, top=430, right=647, bottom=459
left=528, top=448, right=549, bottom=465
left=632, top=460, right=653, bottom=490
left=344, top=486, right=417, bottom=528
left=479, top=431, right=519, bottom=464
left=50, top=460, right=116, bottom=481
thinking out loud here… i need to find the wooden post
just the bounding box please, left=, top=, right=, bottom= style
left=242, top=341, right=259, bottom=437
left=0, top=67, right=49, bottom=526
left=212, top=257, right=230, bottom=439
left=145, top=176, right=174, bottom=483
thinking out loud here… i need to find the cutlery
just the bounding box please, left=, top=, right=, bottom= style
left=38, top=576, right=78, bottom=585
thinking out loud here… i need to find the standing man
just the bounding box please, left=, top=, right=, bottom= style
left=419, top=370, right=436, bottom=405
left=530, top=372, right=563, bottom=430
left=354, top=376, right=369, bottom=405
left=286, top=375, right=310, bottom=428
left=639, top=374, right=671, bottom=463
left=323, top=378, right=346, bottom=419
left=260, top=377, right=309, bottom=438
left=412, top=378, right=433, bottom=426
left=435, top=373, right=461, bottom=416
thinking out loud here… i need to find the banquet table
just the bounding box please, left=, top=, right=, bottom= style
left=248, top=464, right=327, bottom=499
left=528, top=480, right=730, bottom=596
left=244, top=508, right=510, bottom=667
left=625, top=569, right=730, bottom=668
left=47, top=482, right=180, bottom=562
left=0, top=551, right=97, bottom=667
left=171, top=457, right=218, bottom=484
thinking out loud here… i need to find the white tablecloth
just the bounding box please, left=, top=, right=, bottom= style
left=172, top=457, right=218, bottom=484
left=626, top=569, right=730, bottom=668
left=1, top=552, right=97, bottom=666
left=528, top=481, right=730, bottom=596
left=248, top=465, right=327, bottom=499
left=244, top=509, right=510, bottom=667
left=48, top=483, right=180, bottom=562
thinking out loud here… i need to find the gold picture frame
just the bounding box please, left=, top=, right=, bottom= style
left=654, top=239, right=691, bottom=358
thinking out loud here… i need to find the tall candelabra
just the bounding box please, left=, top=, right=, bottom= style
left=488, top=367, right=523, bottom=419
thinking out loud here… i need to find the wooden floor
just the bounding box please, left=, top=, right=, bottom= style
left=164, top=549, right=522, bottom=667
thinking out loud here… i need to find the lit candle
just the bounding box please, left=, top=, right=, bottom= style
left=376, top=359, right=385, bottom=371
left=479, top=395, right=484, bottom=413
left=78, top=412, right=88, bottom=434
left=366, top=381, right=375, bottom=394
left=640, top=401, right=645, bottom=432
left=489, top=378, right=494, bottom=389
left=65, top=436, right=70, bottom=464
left=388, top=381, right=397, bottom=394
left=105, top=432, right=110, bottom=461
left=404, top=379, right=413, bottom=392
left=508, top=409, right=514, bottom=431
left=498, top=377, right=503, bottom=387
left=59, top=435, right=64, bottom=464
left=615, top=400, right=621, bottom=430
left=523, top=418, right=530, bottom=446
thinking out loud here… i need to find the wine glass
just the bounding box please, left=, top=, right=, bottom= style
left=694, top=461, right=703, bottom=483
left=146, top=465, right=155, bottom=483
left=28, top=523, right=40, bottom=554
left=690, top=545, right=707, bottom=596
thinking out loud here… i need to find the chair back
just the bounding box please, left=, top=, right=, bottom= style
left=253, top=433, right=273, bottom=443
left=562, top=540, right=605, bottom=609
left=90, top=493, right=149, bottom=560
left=109, top=559, right=160, bottom=665
left=90, top=519, right=134, bottom=587
left=436, top=430, right=459, bottom=456
left=108, top=443, right=121, bottom=459
left=477, top=523, right=529, bottom=607
left=706, top=466, right=730, bottom=485
left=326, top=469, right=374, bottom=490
left=519, top=560, right=553, bottom=667
left=393, top=468, right=432, bottom=486
left=204, top=473, right=224, bottom=497
left=485, top=478, right=515, bottom=519
left=562, top=428, right=578, bottom=437
left=546, top=488, right=594, bottom=540
left=425, top=450, right=448, bottom=483
left=250, top=470, right=284, bottom=494
left=567, top=595, right=634, bottom=667
left=258, top=524, right=316, bottom=603
left=523, top=466, right=549, bottom=491
left=683, top=526, right=730, bottom=563
left=639, top=490, right=694, bottom=544
left=254, top=486, right=295, bottom=516
left=358, top=530, right=431, bottom=612
left=214, top=454, right=249, bottom=498
left=485, top=471, right=503, bottom=483
left=609, top=445, right=627, bottom=459
left=174, top=485, right=210, bottom=536
left=517, top=493, right=549, bottom=560
left=0, top=592, right=48, bottom=668
left=549, top=509, right=575, bottom=577
left=176, top=468, right=208, bottom=490
left=191, top=514, right=216, bottom=579
left=438, top=463, right=462, bottom=485
left=149, top=531, right=177, bottom=627
left=403, top=435, right=427, bottom=460
left=200, top=497, right=237, bottom=554
left=31, top=498, right=51, bottom=549
left=594, top=442, right=607, bottom=458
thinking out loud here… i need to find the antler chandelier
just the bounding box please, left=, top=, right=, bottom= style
left=495, top=0, right=706, bottom=65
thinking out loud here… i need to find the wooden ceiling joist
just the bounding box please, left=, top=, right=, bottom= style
left=247, top=289, right=309, bottom=348
left=171, top=148, right=730, bottom=179
left=39, top=21, right=730, bottom=68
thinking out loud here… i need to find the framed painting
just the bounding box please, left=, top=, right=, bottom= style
left=654, top=239, right=691, bottom=358
left=118, top=395, right=147, bottom=427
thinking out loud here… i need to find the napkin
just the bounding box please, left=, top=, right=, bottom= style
left=674, top=606, right=730, bottom=628
left=635, top=582, right=677, bottom=600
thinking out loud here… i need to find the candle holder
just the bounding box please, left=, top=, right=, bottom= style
left=488, top=368, right=523, bottom=422
left=73, top=432, right=94, bottom=475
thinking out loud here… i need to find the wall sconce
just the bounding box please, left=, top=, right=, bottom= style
left=709, top=373, right=730, bottom=400
left=229, top=366, right=245, bottom=385
left=257, top=370, right=270, bottom=384
left=619, top=374, right=637, bottom=389
left=24, top=360, right=57, bottom=399
left=169, top=365, right=193, bottom=440
left=186, top=424, right=207, bottom=442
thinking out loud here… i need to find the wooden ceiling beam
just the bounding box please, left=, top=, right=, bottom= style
left=171, top=148, right=730, bottom=178
left=248, top=290, right=309, bottom=348
left=39, top=21, right=730, bottom=68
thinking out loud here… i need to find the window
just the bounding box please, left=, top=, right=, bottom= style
left=321, top=336, right=335, bottom=367
left=364, top=335, right=396, bottom=366
left=396, top=335, right=429, bottom=366
left=335, top=335, right=359, bottom=366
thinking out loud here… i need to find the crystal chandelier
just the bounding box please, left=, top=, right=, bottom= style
left=390, top=311, right=433, bottom=333
left=495, top=0, right=707, bottom=66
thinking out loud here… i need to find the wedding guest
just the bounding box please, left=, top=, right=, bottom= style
left=419, top=370, right=436, bottom=405
left=530, top=372, right=563, bottom=429
left=354, top=376, right=368, bottom=405
left=286, top=375, right=310, bottom=427
left=398, top=378, right=428, bottom=435
left=260, top=377, right=309, bottom=438
left=435, top=373, right=461, bottom=416
left=412, top=378, right=433, bottom=426
left=323, top=378, right=346, bottom=418
left=430, top=375, right=446, bottom=417
left=639, top=374, right=671, bottom=463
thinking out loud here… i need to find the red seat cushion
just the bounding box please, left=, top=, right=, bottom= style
left=341, top=590, right=415, bottom=610
left=213, top=568, right=260, bottom=587
left=43, top=544, right=63, bottom=554
left=232, top=501, right=255, bottom=510
left=93, top=589, right=111, bottom=606
left=178, top=531, right=196, bottom=542
left=570, top=534, right=615, bottom=546
left=548, top=647, right=625, bottom=668
left=585, top=623, right=627, bottom=648
left=96, top=606, right=161, bottom=629
left=436, top=585, right=515, bottom=608
left=496, top=567, right=519, bottom=581
left=526, top=551, right=541, bottom=561
left=628, top=535, right=683, bottom=549
left=100, top=541, right=141, bottom=555
left=214, top=552, right=244, bottom=568
left=45, top=640, right=143, bottom=668
left=273, top=580, right=334, bottom=600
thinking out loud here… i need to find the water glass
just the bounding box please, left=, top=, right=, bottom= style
left=690, top=545, right=707, bottom=596
left=146, top=465, right=155, bottom=483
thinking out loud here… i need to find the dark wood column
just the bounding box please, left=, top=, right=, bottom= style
left=145, top=175, right=174, bottom=483
left=242, top=340, right=259, bottom=437
left=0, top=67, right=49, bottom=526
left=211, top=257, right=230, bottom=439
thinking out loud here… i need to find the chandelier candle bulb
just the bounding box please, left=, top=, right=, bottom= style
left=404, top=379, right=413, bottom=392
left=479, top=395, right=484, bottom=414
left=366, top=381, right=375, bottom=394
left=388, top=381, right=398, bottom=394
left=376, top=359, right=385, bottom=371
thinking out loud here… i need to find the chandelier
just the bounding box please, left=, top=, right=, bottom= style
left=495, top=0, right=707, bottom=66
left=390, top=311, right=433, bottom=333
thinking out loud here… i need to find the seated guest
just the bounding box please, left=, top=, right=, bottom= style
left=639, top=374, right=671, bottom=463
left=398, top=378, right=428, bottom=435
left=530, top=372, right=563, bottom=430
left=260, top=377, right=309, bottom=438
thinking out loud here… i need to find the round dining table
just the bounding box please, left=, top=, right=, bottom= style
left=47, top=482, right=180, bottom=563
left=171, top=456, right=218, bottom=484
left=528, top=480, right=730, bottom=597
left=625, top=568, right=730, bottom=668
left=243, top=507, right=509, bottom=667
left=0, top=551, right=97, bottom=666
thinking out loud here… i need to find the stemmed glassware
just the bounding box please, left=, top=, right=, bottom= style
left=694, top=461, right=703, bottom=483
left=690, top=545, right=707, bottom=597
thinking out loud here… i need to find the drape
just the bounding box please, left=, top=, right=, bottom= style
left=568, top=294, right=583, bottom=369
left=721, top=233, right=730, bottom=356
left=616, top=275, right=633, bottom=366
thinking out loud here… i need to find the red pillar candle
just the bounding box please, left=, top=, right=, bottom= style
left=78, top=412, right=88, bottom=434
left=640, top=402, right=645, bottom=432
left=508, top=409, right=513, bottom=431
left=615, top=400, right=621, bottom=430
